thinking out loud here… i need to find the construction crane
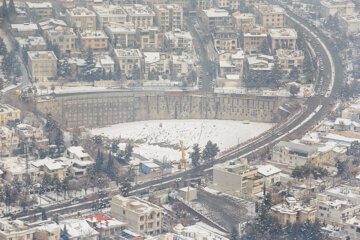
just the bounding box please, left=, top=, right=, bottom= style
left=180, top=140, right=186, bottom=169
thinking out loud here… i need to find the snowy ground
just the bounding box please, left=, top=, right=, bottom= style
left=90, top=119, right=273, bottom=162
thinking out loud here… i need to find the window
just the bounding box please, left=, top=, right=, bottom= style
left=123, top=210, right=125, bottom=215
left=140, top=225, right=144, bottom=230
left=140, top=216, right=144, bottom=221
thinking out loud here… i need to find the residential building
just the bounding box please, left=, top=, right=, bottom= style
left=26, top=2, right=53, bottom=19
left=276, top=49, right=304, bottom=72
left=254, top=4, right=285, bottom=28
left=123, top=4, right=155, bottom=28
left=214, top=0, right=240, bottom=10
left=93, top=5, right=127, bottom=29
left=320, top=0, right=355, bottom=18
left=271, top=141, right=318, bottom=168
left=268, top=28, right=297, bottom=51
left=60, top=219, right=99, bottom=240
left=104, top=22, right=136, bottom=48
left=0, top=157, right=40, bottom=182
left=164, top=29, right=193, bottom=51
left=344, top=216, right=360, bottom=239
left=16, top=123, right=47, bottom=146
left=339, top=15, right=360, bottom=36
left=11, top=23, right=39, bottom=37
left=247, top=54, right=274, bottom=71
left=66, top=146, right=94, bottom=177
left=79, top=30, right=109, bottom=51
left=0, top=220, right=36, bottom=240
left=27, top=51, right=58, bottom=82
left=143, top=52, right=170, bottom=78
left=213, top=158, right=263, bottom=194
left=271, top=197, right=317, bottom=225
left=85, top=214, right=127, bottom=239
left=0, top=104, right=21, bottom=126
left=218, top=49, right=244, bottom=78
left=110, top=195, right=163, bottom=235
left=32, top=157, right=72, bottom=180
left=34, top=222, right=61, bottom=240
left=15, top=36, right=47, bottom=53
left=38, top=18, right=68, bottom=35
left=243, top=25, right=267, bottom=54
left=0, top=127, right=19, bottom=157
left=334, top=117, right=360, bottom=132
left=232, top=12, right=256, bottom=30
left=197, top=0, right=213, bottom=10
left=324, top=186, right=360, bottom=205
left=178, top=187, right=197, bottom=201
left=312, top=194, right=360, bottom=226
left=137, top=26, right=163, bottom=50
left=56, top=0, right=77, bottom=9
left=171, top=53, right=196, bottom=79
left=154, top=4, right=183, bottom=31
left=212, top=28, right=238, bottom=51
left=202, top=8, right=230, bottom=30
left=65, top=7, right=96, bottom=31
left=257, top=164, right=281, bottom=187
left=96, top=55, right=115, bottom=74
left=47, top=27, right=77, bottom=54
left=114, top=49, right=144, bottom=78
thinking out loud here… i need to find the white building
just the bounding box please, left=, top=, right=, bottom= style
left=165, top=29, right=193, bottom=51
left=268, top=28, right=297, bottom=51
left=93, top=5, right=127, bottom=29
left=257, top=164, right=281, bottom=187
left=320, top=0, right=355, bottom=18
left=276, top=49, right=304, bottom=73
left=143, top=52, right=170, bottom=77
left=104, top=22, right=136, bottom=48
left=339, top=15, right=360, bottom=36
left=60, top=219, right=99, bottom=240
left=247, top=55, right=274, bottom=71
left=172, top=53, right=196, bottom=79
left=123, top=4, right=155, bottom=28
left=173, top=222, right=228, bottom=240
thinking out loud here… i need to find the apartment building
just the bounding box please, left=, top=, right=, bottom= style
left=213, top=158, right=263, bottom=194
left=0, top=104, right=21, bottom=126
left=38, top=18, right=68, bottom=36
left=26, top=2, right=53, bottom=19
left=312, top=194, right=360, bottom=226
left=16, top=36, right=47, bottom=53
left=93, top=5, right=127, bottom=29
left=276, top=49, right=304, bottom=72
left=137, top=26, right=163, bottom=50
left=0, top=157, right=40, bottom=183
left=85, top=214, right=127, bottom=239
left=232, top=12, right=255, bottom=30
left=344, top=216, right=360, bottom=240
left=65, top=7, right=96, bottom=31
left=218, top=49, right=244, bottom=78
left=0, top=220, right=36, bottom=240
left=202, top=8, right=230, bottom=30
left=197, top=0, right=213, bottom=10
left=268, top=28, right=297, bottom=51
left=123, top=4, right=155, bottom=28
left=171, top=53, right=196, bottom=79
left=0, top=127, right=19, bottom=157
left=47, top=27, right=77, bottom=54
left=320, top=0, right=355, bottom=18
left=154, top=4, right=183, bottom=31
left=247, top=54, right=274, bottom=71
left=60, top=219, right=99, bottom=240
left=79, top=30, right=108, bottom=51
left=104, top=22, right=136, bottom=48
left=11, top=23, right=39, bottom=37
left=143, top=52, right=170, bottom=77
left=243, top=25, right=267, bottom=54
left=254, top=4, right=285, bottom=28
left=214, top=0, right=240, bottom=10
left=27, top=51, right=57, bottom=81
left=271, top=197, right=317, bottom=225
left=110, top=195, right=163, bottom=235
left=114, top=49, right=144, bottom=78
left=56, top=0, right=77, bottom=9
left=271, top=141, right=318, bottom=168
left=164, top=29, right=193, bottom=51
left=339, top=15, right=360, bottom=36
left=212, top=28, right=237, bottom=51
left=257, top=164, right=281, bottom=187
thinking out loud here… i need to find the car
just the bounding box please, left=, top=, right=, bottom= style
left=175, top=178, right=181, bottom=182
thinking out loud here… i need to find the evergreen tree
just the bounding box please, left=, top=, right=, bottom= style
left=106, top=151, right=114, bottom=176
left=202, top=141, right=219, bottom=162
left=57, top=59, right=73, bottom=79
left=190, top=144, right=201, bottom=166
left=95, top=149, right=104, bottom=172
left=259, top=40, right=270, bottom=55
left=230, top=226, right=239, bottom=240
left=8, top=0, right=15, bottom=16
left=2, top=0, right=8, bottom=20
left=41, top=208, right=48, bottom=220
left=289, top=84, right=300, bottom=97
left=0, top=78, right=3, bottom=90
left=120, top=179, right=131, bottom=197
left=0, top=37, right=7, bottom=56
left=111, top=140, right=119, bottom=154
left=124, top=144, right=133, bottom=161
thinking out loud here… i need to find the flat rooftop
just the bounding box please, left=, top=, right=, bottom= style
left=28, top=51, right=57, bottom=60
